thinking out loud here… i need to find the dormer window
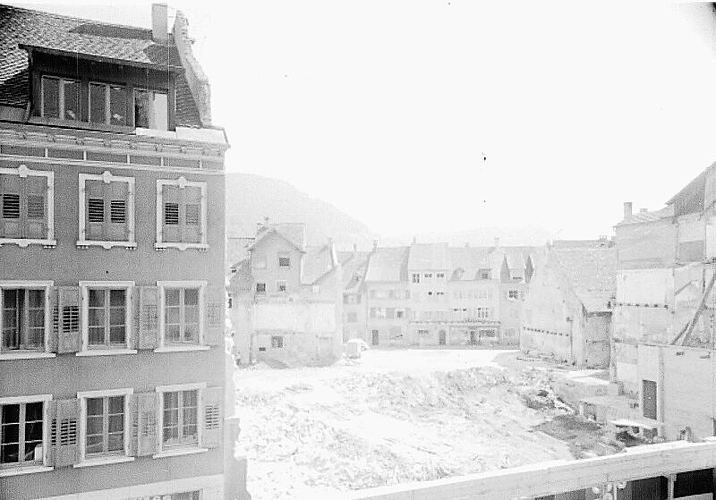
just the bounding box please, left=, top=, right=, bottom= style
left=41, top=76, right=80, bottom=121
left=90, top=83, right=127, bottom=126
left=134, top=89, right=168, bottom=131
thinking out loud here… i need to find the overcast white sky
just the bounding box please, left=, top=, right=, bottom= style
left=10, top=1, right=716, bottom=241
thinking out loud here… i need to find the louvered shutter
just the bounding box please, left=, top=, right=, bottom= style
left=205, top=285, right=225, bottom=347
left=135, top=392, right=158, bottom=456
left=57, top=286, right=80, bottom=353
left=162, top=185, right=180, bottom=243
left=50, top=399, right=80, bottom=467
left=48, top=286, right=59, bottom=352
left=138, top=286, right=159, bottom=349
left=85, top=179, right=104, bottom=241
left=183, top=185, right=202, bottom=244
left=24, top=175, right=47, bottom=239
left=128, top=393, right=139, bottom=456
left=0, top=173, right=22, bottom=238
left=129, top=286, right=140, bottom=349
left=107, top=180, right=128, bottom=241
left=202, top=386, right=223, bottom=449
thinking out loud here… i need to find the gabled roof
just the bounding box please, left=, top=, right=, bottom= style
left=302, top=243, right=338, bottom=285
left=615, top=206, right=674, bottom=227
left=341, top=252, right=370, bottom=291
left=0, top=5, right=202, bottom=127
left=549, top=244, right=617, bottom=313
left=227, top=237, right=254, bottom=271
left=248, top=223, right=306, bottom=253
left=407, top=243, right=449, bottom=270
left=447, top=247, right=492, bottom=281
left=364, top=247, right=409, bottom=283
left=228, top=259, right=253, bottom=293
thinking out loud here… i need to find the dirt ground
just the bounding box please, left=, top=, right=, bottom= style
left=234, top=349, right=620, bottom=500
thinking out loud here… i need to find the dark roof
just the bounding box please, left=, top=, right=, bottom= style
left=0, top=5, right=202, bottom=127
left=364, top=247, right=409, bottom=283
left=550, top=244, right=617, bottom=313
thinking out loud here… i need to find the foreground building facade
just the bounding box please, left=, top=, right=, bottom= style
left=0, top=4, right=247, bottom=499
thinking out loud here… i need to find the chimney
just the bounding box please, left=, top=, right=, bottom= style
left=623, top=201, right=633, bottom=219
left=151, top=4, right=169, bottom=43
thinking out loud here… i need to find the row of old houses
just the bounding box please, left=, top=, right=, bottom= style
left=227, top=222, right=540, bottom=365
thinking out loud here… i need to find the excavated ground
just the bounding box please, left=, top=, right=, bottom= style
left=234, top=349, right=621, bottom=500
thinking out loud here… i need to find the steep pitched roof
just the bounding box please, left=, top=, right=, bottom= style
left=407, top=243, right=449, bottom=270
left=228, top=259, right=253, bottom=293
left=341, top=252, right=370, bottom=291
left=302, top=244, right=337, bottom=285
left=227, top=237, right=254, bottom=270
left=249, top=223, right=306, bottom=253
left=550, top=244, right=617, bottom=313
left=447, top=247, right=492, bottom=281
left=364, top=246, right=409, bottom=283
left=0, top=5, right=202, bottom=127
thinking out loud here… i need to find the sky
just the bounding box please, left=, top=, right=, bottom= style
left=9, top=1, right=716, bottom=241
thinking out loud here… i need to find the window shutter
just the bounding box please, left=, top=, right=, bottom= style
left=138, top=286, right=159, bottom=349
left=48, top=286, right=59, bottom=352
left=205, top=285, right=225, bottom=347
left=135, top=392, right=158, bottom=456
left=202, top=386, right=223, bottom=449
left=107, top=180, right=128, bottom=241
left=85, top=179, right=104, bottom=241
left=57, top=286, right=80, bottom=353
left=50, top=399, right=80, bottom=467
left=24, top=175, right=47, bottom=239
left=162, top=185, right=180, bottom=243
left=183, top=186, right=202, bottom=244
left=0, top=173, right=22, bottom=238
left=128, top=393, right=139, bottom=456
left=130, top=286, right=140, bottom=349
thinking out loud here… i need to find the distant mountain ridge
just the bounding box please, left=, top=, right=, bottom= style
left=225, top=173, right=377, bottom=249
left=225, top=173, right=556, bottom=251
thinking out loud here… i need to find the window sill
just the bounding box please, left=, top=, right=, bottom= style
left=155, top=243, right=208, bottom=252
left=76, top=240, right=137, bottom=250
left=76, top=349, right=137, bottom=357
left=73, top=455, right=135, bottom=468
left=152, top=448, right=208, bottom=459
left=0, top=465, right=54, bottom=477
left=0, top=238, right=56, bottom=248
left=0, top=352, right=56, bottom=360
left=154, top=345, right=210, bottom=353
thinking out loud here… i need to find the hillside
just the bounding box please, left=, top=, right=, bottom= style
left=225, top=173, right=376, bottom=249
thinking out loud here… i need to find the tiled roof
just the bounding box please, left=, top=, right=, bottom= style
left=302, top=244, right=336, bottom=285
left=227, top=237, right=254, bottom=270
left=615, top=206, right=674, bottom=227
left=250, top=223, right=306, bottom=253
left=364, top=247, right=409, bottom=283
left=407, top=243, right=449, bottom=270
left=341, top=252, right=370, bottom=291
left=447, top=247, right=492, bottom=281
left=550, top=244, right=617, bottom=313
left=228, top=259, right=253, bottom=293
left=0, top=5, right=202, bottom=127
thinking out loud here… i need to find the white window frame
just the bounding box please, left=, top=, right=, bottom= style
left=78, top=171, right=136, bottom=249
left=0, top=281, right=54, bottom=360
left=40, top=76, right=80, bottom=121
left=88, top=82, right=128, bottom=126
left=75, top=388, right=134, bottom=468
left=154, top=383, right=207, bottom=458
left=156, top=281, right=207, bottom=352
left=155, top=177, right=208, bottom=251
left=78, top=281, right=135, bottom=356
left=0, top=165, right=55, bottom=248
left=0, top=394, right=53, bottom=477
left=133, top=88, right=169, bottom=131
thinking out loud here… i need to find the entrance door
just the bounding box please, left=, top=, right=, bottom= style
left=371, top=329, right=379, bottom=346
left=469, top=331, right=477, bottom=345
left=642, top=379, right=657, bottom=419
left=439, top=330, right=446, bottom=345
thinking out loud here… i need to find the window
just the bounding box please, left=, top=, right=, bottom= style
left=276, top=281, right=287, bottom=293
left=424, top=273, right=433, bottom=279
left=370, top=307, right=386, bottom=319
left=160, top=390, right=199, bottom=449
left=78, top=172, right=135, bottom=248
left=134, top=89, right=168, bottom=131
left=1, top=288, right=45, bottom=352
left=347, top=312, right=358, bottom=323
left=79, top=391, right=131, bottom=461
left=396, top=309, right=405, bottom=319
left=90, top=83, right=127, bottom=126
left=161, top=286, right=202, bottom=345
left=271, top=336, right=284, bottom=348
left=256, top=283, right=266, bottom=294
left=278, top=253, right=291, bottom=268
left=436, top=273, right=445, bottom=279
left=41, top=76, right=80, bottom=121
left=436, top=291, right=445, bottom=297
left=479, top=269, right=491, bottom=280
left=508, top=290, right=519, bottom=300
left=477, top=307, right=492, bottom=319
left=412, top=273, right=420, bottom=284
left=0, top=166, right=55, bottom=245
left=156, top=178, right=207, bottom=250
left=0, top=396, right=50, bottom=469
left=80, top=282, right=133, bottom=352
